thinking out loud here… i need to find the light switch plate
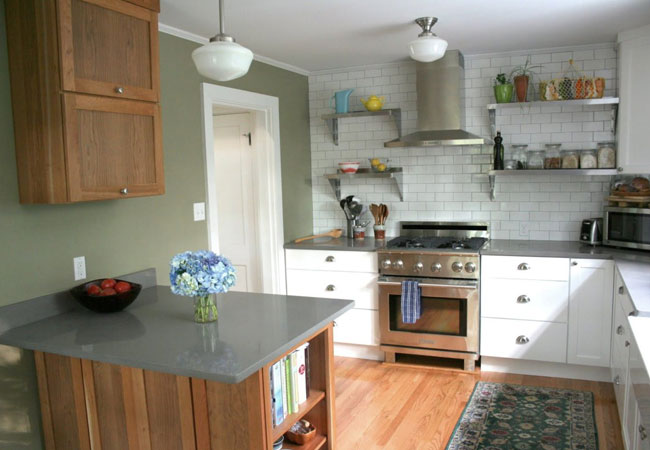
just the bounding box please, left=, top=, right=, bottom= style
left=193, top=202, right=206, bottom=221
left=73, top=256, right=86, bottom=281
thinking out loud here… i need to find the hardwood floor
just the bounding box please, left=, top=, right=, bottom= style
left=333, top=357, right=623, bottom=450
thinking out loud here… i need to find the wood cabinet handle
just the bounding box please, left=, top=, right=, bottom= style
left=120, top=188, right=128, bottom=195
left=516, top=295, right=530, bottom=304
left=115, top=86, right=124, bottom=94
left=517, top=263, right=530, bottom=271
left=326, top=284, right=336, bottom=291
left=515, top=335, right=530, bottom=344
left=325, top=256, right=335, bottom=262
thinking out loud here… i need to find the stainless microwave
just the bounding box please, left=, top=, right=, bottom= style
left=604, top=206, right=650, bottom=251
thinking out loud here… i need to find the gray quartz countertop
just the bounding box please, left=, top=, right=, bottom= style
left=0, top=286, right=353, bottom=384
left=284, top=236, right=389, bottom=251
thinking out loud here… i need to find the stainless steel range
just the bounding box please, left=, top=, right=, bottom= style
left=377, top=222, right=488, bottom=371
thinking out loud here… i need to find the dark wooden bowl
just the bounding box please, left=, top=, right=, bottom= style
left=285, top=422, right=316, bottom=445
left=70, top=279, right=142, bottom=313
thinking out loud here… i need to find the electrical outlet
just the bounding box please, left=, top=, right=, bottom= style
left=193, top=202, right=206, bottom=221
left=73, top=256, right=86, bottom=281
left=520, top=222, right=530, bottom=236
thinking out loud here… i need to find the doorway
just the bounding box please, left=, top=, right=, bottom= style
left=201, top=84, right=286, bottom=295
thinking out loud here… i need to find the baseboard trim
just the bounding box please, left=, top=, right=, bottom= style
left=334, top=343, right=384, bottom=361
left=481, top=356, right=612, bottom=382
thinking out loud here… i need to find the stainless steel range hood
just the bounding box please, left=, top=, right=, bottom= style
left=385, top=50, right=492, bottom=147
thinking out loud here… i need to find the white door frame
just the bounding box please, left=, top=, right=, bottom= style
left=201, top=83, right=286, bottom=295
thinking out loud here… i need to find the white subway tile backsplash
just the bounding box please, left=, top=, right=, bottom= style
left=308, top=44, right=618, bottom=239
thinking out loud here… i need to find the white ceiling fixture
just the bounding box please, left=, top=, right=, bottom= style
left=191, top=0, right=253, bottom=81
left=409, top=17, right=448, bottom=63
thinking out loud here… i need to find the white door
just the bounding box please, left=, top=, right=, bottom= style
left=567, top=259, right=614, bottom=366
left=212, top=113, right=261, bottom=292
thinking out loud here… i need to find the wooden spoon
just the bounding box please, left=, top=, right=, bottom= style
left=294, top=229, right=343, bottom=243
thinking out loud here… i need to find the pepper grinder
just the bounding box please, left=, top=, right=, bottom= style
left=493, top=131, right=504, bottom=170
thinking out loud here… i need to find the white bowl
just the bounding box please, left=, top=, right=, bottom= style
left=338, top=162, right=360, bottom=174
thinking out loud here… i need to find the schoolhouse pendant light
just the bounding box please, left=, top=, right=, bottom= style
left=409, top=17, right=448, bottom=63
left=192, top=0, right=253, bottom=82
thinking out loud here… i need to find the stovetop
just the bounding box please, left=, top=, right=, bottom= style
left=386, top=236, right=488, bottom=252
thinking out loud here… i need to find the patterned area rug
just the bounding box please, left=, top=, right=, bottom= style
left=446, top=381, right=598, bottom=450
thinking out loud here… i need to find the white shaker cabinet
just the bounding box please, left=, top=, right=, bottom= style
left=567, top=259, right=614, bottom=366
left=617, top=25, right=650, bottom=173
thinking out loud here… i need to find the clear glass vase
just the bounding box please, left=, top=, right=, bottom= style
left=194, top=295, right=218, bottom=323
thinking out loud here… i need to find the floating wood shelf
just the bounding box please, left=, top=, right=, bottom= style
left=488, top=168, right=619, bottom=200
left=322, top=109, right=401, bottom=145
left=283, top=434, right=327, bottom=450
left=324, top=168, right=404, bottom=201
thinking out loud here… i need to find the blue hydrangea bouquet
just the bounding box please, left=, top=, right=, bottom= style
left=169, top=250, right=236, bottom=323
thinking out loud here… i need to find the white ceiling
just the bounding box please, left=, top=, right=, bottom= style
left=160, top=0, right=650, bottom=73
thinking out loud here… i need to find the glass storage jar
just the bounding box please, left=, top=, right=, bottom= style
left=597, top=142, right=616, bottom=168
left=544, top=143, right=562, bottom=169
left=580, top=149, right=598, bottom=169
left=504, top=159, right=518, bottom=170
left=561, top=150, right=579, bottom=169
left=511, top=144, right=528, bottom=169
left=527, top=150, right=545, bottom=169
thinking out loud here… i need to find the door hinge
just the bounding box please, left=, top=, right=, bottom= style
left=243, top=132, right=252, bottom=146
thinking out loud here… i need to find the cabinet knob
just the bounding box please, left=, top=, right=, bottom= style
left=516, top=335, right=530, bottom=344
left=572, top=261, right=578, bottom=266
left=517, top=262, right=530, bottom=271
left=516, top=295, right=531, bottom=304
left=614, top=375, right=621, bottom=385
left=619, top=286, right=625, bottom=295
left=625, top=340, right=631, bottom=348
left=326, top=284, right=336, bottom=291
left=115, top=86, right=124, bottom=94
left=120, top=188, right=128, bottom=195
left=325, top=256, right=335, bottom=262
left=640, top=425, right=647, bottom=441
left=617, top=167, right=623, bottom=173
left=617, top=325, right=624, bottom=335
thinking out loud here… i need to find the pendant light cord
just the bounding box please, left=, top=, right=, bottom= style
left=219, top=0, right=225, bottom=35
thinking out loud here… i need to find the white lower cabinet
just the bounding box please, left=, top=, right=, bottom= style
left=567, top=259, right=614, bottom=366
left=481, top=318, right=568, bottom=363
left=285, top=249, right=378, bottom=347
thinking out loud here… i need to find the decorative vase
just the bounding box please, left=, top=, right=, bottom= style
left=514, top=75, right=529, bottom=102
left=493, top=84, right=513, bottom=103
left=194, top=295, right=218, bottom=323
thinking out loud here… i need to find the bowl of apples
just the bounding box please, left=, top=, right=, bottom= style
left=70, top=278, right=142, bottom=313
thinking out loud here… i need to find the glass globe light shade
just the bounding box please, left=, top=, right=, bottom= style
left=409, top=35, right=448, bottom=63
left=192, top=40, right=254, bottom=82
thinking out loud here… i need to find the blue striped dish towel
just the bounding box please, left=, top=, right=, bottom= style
left=401, top=280, right=421, bottom=324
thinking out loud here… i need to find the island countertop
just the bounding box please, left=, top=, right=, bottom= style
left=0, top=285, right=354, bottom=384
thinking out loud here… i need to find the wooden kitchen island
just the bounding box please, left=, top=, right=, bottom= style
left=0, top=271, right=353, bottom=450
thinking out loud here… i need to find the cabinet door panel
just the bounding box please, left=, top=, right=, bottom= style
left=481, top=278, right=569, bottom=322
left=612, top=299, right=630, bottom=429
left=59, top=0, right=159, bottom=101
left=63, top=94, right=164, bottom=201
left=567, top=259, right=614, bottom=367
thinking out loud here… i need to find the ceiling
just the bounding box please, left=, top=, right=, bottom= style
left=160, top=0, right=650, bottom=73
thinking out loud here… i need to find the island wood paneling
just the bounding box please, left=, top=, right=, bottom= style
left=32, top=323, right=336, bottom=449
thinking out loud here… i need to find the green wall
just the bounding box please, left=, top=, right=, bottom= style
left=0, top=10, right=312, bottom=307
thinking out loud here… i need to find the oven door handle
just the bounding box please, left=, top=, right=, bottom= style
left=377, top=280, right=478, bottom=290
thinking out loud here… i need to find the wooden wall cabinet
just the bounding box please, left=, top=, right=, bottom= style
left=5, top=0, right=164, bottom=204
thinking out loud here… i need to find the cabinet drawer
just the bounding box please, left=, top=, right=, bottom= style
left=481, top=278, right=569, bottom=322
left=285, top=250, right=377, bottom=273
left=481, top=318, right=567, bottom=363
left=333, top=309, right=379, bottom=346
left=481, top=255, right=569, bottom=281
left=286, top=270, right=378, bottom=310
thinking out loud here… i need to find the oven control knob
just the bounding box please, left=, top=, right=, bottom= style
left=381, top=259, right=392, bottom=269
left=451, top=261, right=464, bottom=273
left=414, top=262, right=424, bottom=273
left=431, top=262, right=442, bottom=272
left=465, top=262, right=476, bottom=273
left=392, top=260, right=404, bottom=270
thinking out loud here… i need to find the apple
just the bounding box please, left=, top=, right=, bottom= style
left=101, top=279, right=116, bottom=289
left=114, top=281, right=131, bottom=294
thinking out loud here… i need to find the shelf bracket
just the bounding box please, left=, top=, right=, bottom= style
left=611, top=105, right=618, bottom=134
left=489, top=174, right=496, bottom=201
left=488, top=109, right=496, bottom=137
left=392, top=109, right=402, bottom=138
left=393, top=172, right=404, bottom=201
left=327, top=178, right=341, bottom=201
left=325, top=118, right=339, bottom=145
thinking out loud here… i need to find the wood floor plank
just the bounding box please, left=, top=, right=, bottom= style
left=334, top=357, right=623, bottom=450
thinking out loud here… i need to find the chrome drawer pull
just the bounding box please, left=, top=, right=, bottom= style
left=326, top=284, right=336, bottom=291
left=614, top=375, right=621, bottom=385
left=572, top=261, right=578, bottom=266
left=617, top=325, right=624, bottom=335
left=325, top=255, right=335, bottom=262
left=517, top=263, right=530, bottom=271
left=115, top=86, right=124, bottom=94
left=120, top=188, right=128, bottom=195
left=619, top=286, right=625, bottom=294
left=516, top=335, right=530, bottom=345
left=517, top=295, right=530, bottom=304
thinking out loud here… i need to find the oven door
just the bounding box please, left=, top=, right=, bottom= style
left=378, top=277, right=479, bottom=353
left=604, top=207, right=650, bottom=250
